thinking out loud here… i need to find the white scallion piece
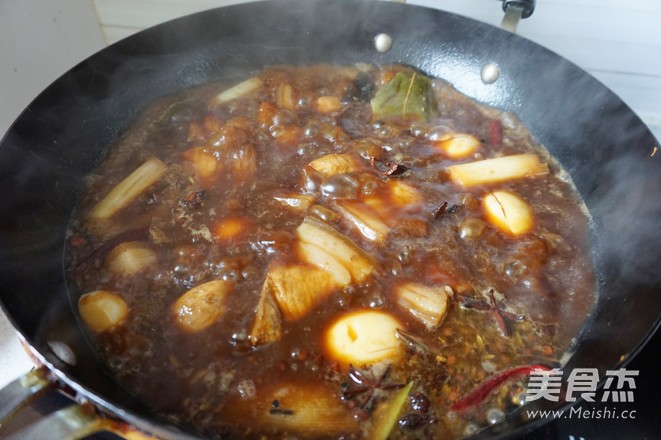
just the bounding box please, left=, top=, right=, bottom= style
left=88, top=157, right=167, bottom=219
left=296, top=217, right=374, bottom=282
left=267, top=265, right=340, bottom=321
left=395, top=282, right=452, bottom=329
left=335, top=200, right=389, bottom=243
left=298, top=241, right=352, bottom=286
left=447, top=154, right=548, bottom=187
left=214, top=77, right=263, bottom=104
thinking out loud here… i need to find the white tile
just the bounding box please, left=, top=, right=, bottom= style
left=590, top=70, right=661, bottom=123
left=102, top=25, right=142, bottom=44
left=0, top=309, right=33, bottom=389
left=0, top=0, right=105, bottom=137
left=93, top=0, right=250, bottom=28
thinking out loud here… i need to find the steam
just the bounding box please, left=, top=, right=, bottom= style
left=589, top=148, right=661, bottom=284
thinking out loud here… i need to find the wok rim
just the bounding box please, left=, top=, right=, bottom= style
left=0, top=1, right=659, bottom=438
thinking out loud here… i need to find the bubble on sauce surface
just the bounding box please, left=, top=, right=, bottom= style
left=486, top=408, right=505, bottom=425
left=320, top=174, right=360, bottom=199
left=463, top=423, right=479, bottom=436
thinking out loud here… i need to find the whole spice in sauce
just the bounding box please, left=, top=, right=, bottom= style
left=458, top=289, right=524, bottom=337
left=369, top=157, right=411, bottom=177
left=432, top=201, right=459, bottom=220
left=410, top=392, right=431, bottom=413
left=384, top=162, right=411, bottom=177
left=341, top=364, right=405, bottom=414
left=179, top=190, right=208, bottom=209
left=398, top=412, right=432, bottom=430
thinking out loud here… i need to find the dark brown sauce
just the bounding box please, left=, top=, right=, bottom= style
left=67, top=65, right=595, bottom=439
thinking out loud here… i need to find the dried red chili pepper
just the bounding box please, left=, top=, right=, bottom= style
left=450, top=364, right=551, bottom=411
left=488, top=119, right=502, bottom=146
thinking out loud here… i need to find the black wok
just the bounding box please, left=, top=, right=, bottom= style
left=0, top=0, right=659, bottom=438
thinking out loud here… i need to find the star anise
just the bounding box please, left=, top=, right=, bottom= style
left=341, top=364, right=405, bottom=418
left=179, top=190, right=207, bottom=209
left=458, top=289, right=523, bottom=337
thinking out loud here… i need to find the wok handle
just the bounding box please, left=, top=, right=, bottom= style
left=0, top=369, right=51, bottom=421
left=0, top=368, right=153, bottom=440
left=499, top=0, right=535, bottom=32
left=501, top=0, right=536, bottom=19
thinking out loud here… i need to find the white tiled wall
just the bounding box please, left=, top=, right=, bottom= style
left=94, top=0, right=250, bottom=42
left=0, top=0, right=106, bottom=137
